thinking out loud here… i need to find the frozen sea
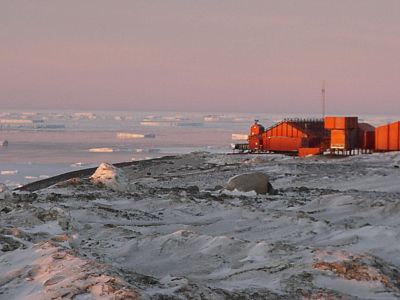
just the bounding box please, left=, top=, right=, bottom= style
left=0, top=109, right=399, bottom=189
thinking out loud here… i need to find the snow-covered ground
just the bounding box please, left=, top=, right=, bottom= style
left=1, top=152, right=400, bottom=299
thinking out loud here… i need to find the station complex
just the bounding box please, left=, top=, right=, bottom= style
left=237, top=117, right=400, bottom=157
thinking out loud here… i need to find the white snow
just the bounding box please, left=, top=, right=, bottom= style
left=2, top=152, right=400, bottom=298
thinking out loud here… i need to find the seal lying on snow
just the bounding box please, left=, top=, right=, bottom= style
left=226, top=172, right=273, bottom=195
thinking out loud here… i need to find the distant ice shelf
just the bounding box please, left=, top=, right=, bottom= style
left=1, top=170, right=18, bottom=175
left=231, top=133, right=248, bottom=140
left=116, top=132, right=156, bottom=139
left=88, top=148, right=114, bottom=153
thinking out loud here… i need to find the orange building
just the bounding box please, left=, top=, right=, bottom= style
left=324, top=116, right=358, bottom=150
left=375, top=121, right=400, bottom=151
left=248, top=120, right=264, bottom=152
left=261, top=119, right=326, bottom=153
left=242, top=116, right=399, bottom=156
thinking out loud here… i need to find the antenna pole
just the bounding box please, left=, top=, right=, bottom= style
left=321, top=80, right=326, bottom=118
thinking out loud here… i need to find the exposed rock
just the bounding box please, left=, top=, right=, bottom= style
left=0, top=242, right=140, bottom=299
left=226, top=172, right=272, bottom=195
left=90, top=163, right=129, bottom=192
left=0, top=235, right=26, bottom=251
left=36, top=207, right=62, bottom=222
left=53, top=177, right=83, bottom=188
left=313, top=253, right=400, bottom=291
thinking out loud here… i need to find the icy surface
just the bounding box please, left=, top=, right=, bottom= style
left=1, top=152, right=400, bottom=299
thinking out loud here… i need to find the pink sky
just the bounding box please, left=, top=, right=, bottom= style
left=0, top=1, right=399, bottom=114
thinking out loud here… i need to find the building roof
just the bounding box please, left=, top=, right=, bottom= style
left=358, top=123, right=375, bottom=132
left=265, top=118, right=325, bottom=137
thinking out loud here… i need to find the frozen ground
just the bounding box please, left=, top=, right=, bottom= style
left=1, top=152, right=400, bottom=299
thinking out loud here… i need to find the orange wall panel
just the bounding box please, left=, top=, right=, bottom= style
left=248, top=136, right=263, bottom=151
left=299, top=147, right=322, bottom=157
left=389, top=122, right=400, bottom=150
left=335, top=118, right=346, bottom=129
left=324, top=116, right=358, bottom=130
left=331, top=130, right=346, bottom=149
left=324, top=117, right=336, bottom=129
left=376, top=125, right=388, bottom=150
left=330, top=128, right=358, bottom=150
left=375, top=122, right=400, bottom=151
left=263, top=136, right=303, bottom=152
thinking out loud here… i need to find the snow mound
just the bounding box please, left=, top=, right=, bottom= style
left=226, top=172, right=271, bottom=195
left=0, top=183, right=11, bottom=200
left=90, top=163, right=129, bottom=192
left=113, top=230, right=247, bottom=277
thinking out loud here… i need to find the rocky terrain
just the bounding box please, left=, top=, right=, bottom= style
left=1, top=151, right=400, bottom=299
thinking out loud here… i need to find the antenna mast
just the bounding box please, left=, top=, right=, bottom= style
left=321, top=80, right=326, bottom=118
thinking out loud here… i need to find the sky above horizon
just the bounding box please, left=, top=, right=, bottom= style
left=1, top=1, right=399, bottom=114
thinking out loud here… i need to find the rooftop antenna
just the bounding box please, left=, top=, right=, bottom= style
left=321, top=80, right=326, bottom=118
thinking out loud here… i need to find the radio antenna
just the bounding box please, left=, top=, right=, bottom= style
left=321, top=80, right=326, bottom=118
